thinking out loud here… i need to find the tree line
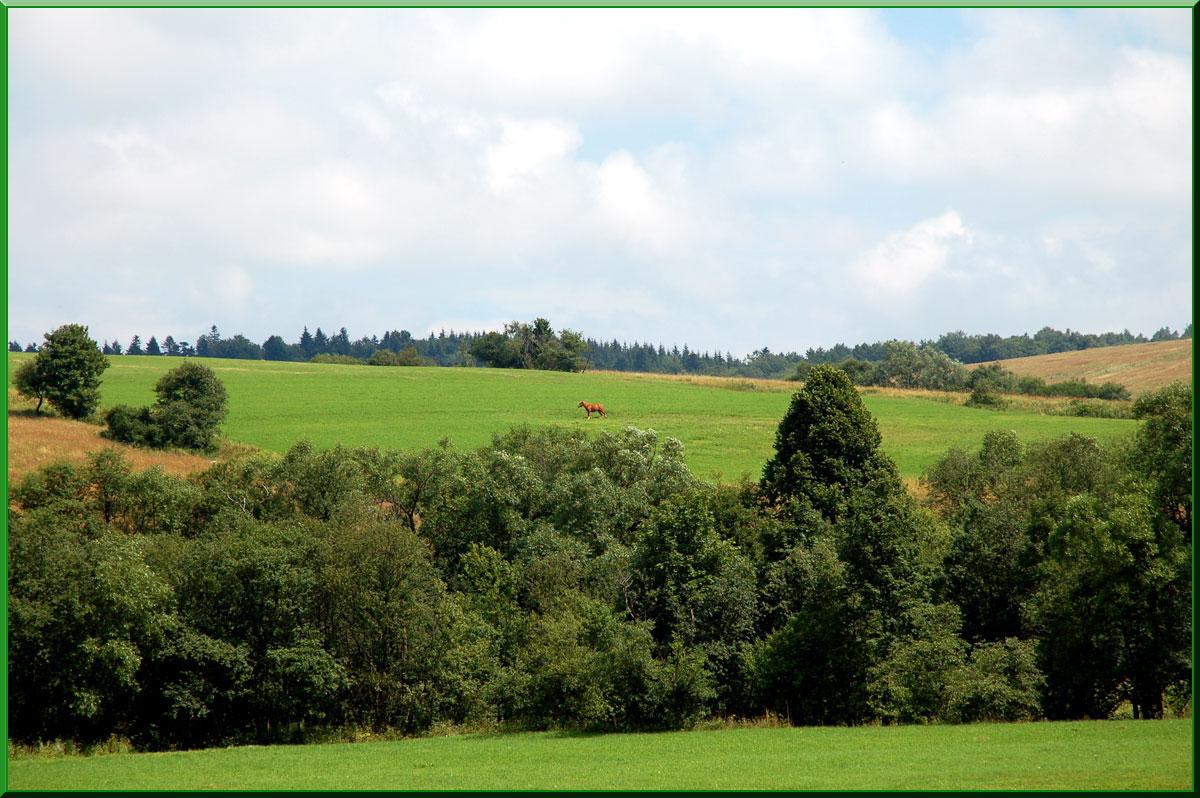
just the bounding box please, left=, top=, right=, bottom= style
left=10, top=322, right=1189, bottom=379
left=808, top=324, right=1192, bottom=367
left=8, top=367, right=1190, bottom=751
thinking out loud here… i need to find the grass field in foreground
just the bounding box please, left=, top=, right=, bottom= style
left=7, top=354, right=1140, bottom=481
left=7, top=720, right=1192, bottom=790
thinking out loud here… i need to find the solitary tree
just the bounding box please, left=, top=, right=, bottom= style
left=153, top=362, right=229, bottom=450
left=13, top=324, right=109, bottom=418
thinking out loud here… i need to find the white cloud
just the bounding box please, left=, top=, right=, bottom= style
left=484, top=118, right=581, bottom=194
left=594, top=151, right=693, bottom=256
left=854, top=211, right=972, bottom=299
left=5, top=8, right=1191, bottom=356
left=859, top=17, right=1190, bottom=204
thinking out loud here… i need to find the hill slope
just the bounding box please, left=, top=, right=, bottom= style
left=7, top=408, right=216, bottom=483
left=9, top=354, right=1141, bottom=482
left=973, top=338, right=1191, bottom=395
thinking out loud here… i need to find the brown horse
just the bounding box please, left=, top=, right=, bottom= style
left=578, top=401, right=607, bottom=419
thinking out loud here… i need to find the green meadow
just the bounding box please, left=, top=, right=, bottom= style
left=8, top=353, right=1139, bottom=480
left=7, top=720, right=1192, bottom=790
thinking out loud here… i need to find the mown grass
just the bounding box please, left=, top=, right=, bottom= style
left=974, top=338, right=1192, bottom=396
left=7, top=353, right=1140, bottom=481
left=6, top=720, right=1192, bottom=790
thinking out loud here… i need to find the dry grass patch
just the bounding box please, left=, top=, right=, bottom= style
left=7, top=410, right=216, bottom=483
left=972, top=339, right=1191, bottom=396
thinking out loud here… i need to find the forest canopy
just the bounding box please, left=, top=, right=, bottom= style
left=7, top=374, right=1190, bottom=750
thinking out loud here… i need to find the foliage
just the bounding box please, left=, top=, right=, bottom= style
left=945, top=638, right=1044, bottom=723
left=926, top=426, right=1192, bottom=722
left=309, top=354, right=362, bottom=365
left=964, top=383, right=1007, bottom=409
left=1131, top=382, right=1191, bottom=537
left=469, top=318, right=590, bottom=372
left=760, top=365, right=893, bottom=523
left=872, top=341, right=968, bottom=391
left=104, top=362, right=228, bottom=451
left=103, top=405, right=163, bottom=448
left=7, top=366, right=1189, bottom=751
left=368, top=346, right=430, bottom=366
left=13, top=324, right=110, bottom=418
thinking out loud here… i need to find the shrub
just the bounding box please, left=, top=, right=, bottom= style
left=1017, top=377, right=1130, bottom=401
left=946, top=638, right=1044, bottom=723
left=1052, top=400, right=1133, bottom=419
left=104, top=405, right=162, bottom=447
left=965, top=384, right=1008, bottom=409
left=310, top=354, right=362, bottom=365
left=1017, top=375, right=1047, bottom=395
left=104, top=362, right=227, bottom=451
left=967, top=363, right=1018, bottom=394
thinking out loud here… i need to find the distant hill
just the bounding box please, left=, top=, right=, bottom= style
left=972, top=339, right=1191, bottom=396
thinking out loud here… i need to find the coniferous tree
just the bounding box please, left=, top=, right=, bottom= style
left=299, top=326, right=315, bottom=358
left=146, top=337, right=162, bottom=356
left=761, top=365, right=894, bottom=524
left=313, top=327, right=329, bottom=356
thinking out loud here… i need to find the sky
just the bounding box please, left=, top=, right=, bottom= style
left=6, top=8, right=1193, bottom=357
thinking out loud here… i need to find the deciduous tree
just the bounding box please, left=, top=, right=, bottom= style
left=13, top=324, right=109, bottom=418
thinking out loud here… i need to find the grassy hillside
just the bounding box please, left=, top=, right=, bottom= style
left=974, top=338, right=1191, bottom=395
left=7, top=720, right=1192, bottom=790
left=8, top=353, right=1139, bottom=481
left=6, top=406, right=217, bottom=483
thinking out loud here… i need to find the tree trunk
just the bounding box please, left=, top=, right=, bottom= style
left=1133, top=682, right=1164, bottom=719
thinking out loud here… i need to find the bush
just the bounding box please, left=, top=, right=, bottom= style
left=368, top=346, right=430, bottom=366
left=965, top=384, right=1008, bottom=409
left=1017, top=375, right=1047, bottom=395
left=104, top=363, right=227, bottom=451
left=1051, top=400, right=1133, bottom=419
left=104, top=405, right=162, bottom=447
left=1016, top=377, right=1130, bottom=401
left=967, top=363, right=1018, bottom=395
left=310, top=354, right=362, bottom=365
left=946, top=638, right=1044, bottom=723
